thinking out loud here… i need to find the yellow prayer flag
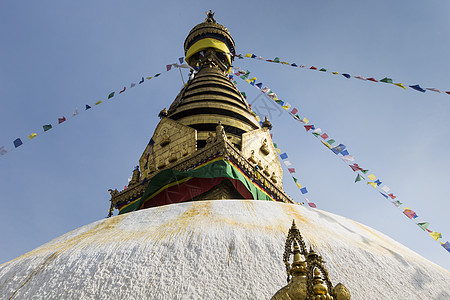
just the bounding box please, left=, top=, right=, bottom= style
left=367, top=174, right=376, bottom=181
left=245, top=53, right=252, bottom=58
left=281, top=62, right=290, bottom=65
left=429, top=231, right=442, bottom=241
left=146, top=76, right=152, bottom=80
left=296, top=182, right=302, bottom=189
left=302, top=118, right=309, bottom=124
left=321, top=140, right=332, bottom=149
left=367, top=182, right=377, bottom=188
left=95, top=100, right=102, bottom=106
left=28, top=133, right=37, bottom=140
left=332, top=72, right=339, bottom=74
left=276, top=149, right=281, bottom=154
left=282, top=105, right=290, bottom=111
left=255, top=116, right=260, bottom=122
left=394, top=83, right=406, bottom=89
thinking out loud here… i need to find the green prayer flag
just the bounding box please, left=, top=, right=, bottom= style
left=362, top=170, right=369, bottom=174
left=241, top=92, right=246, bottom=98
left=417, top=222, right=430, bottom=231
left=312, top=132, right=320, bottom=137
left=380, top=77, right=393, bottom=83
left=319, top=68, right=327, bottom=72
left=355, top=174, right=364, bottom=183
left=327, top=139, right=335, bottom=145
left=154, top=73, right=161, bottom=77
left=273, top=57, right=280, bottom=63
left=108, top=92, right=115, bottom=99
left=273, top=143, right=277, bottom=148
left=240, top=71, right=250, bottom=79
left=43, top=124, right=52, bottom=132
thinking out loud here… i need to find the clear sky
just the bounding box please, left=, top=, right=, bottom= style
left=1, top=0, right=449, bottom=272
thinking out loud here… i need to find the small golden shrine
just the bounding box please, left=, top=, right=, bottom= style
left=271, top=221, right=351, bottom=300
left=108, top=11, right=294, bottom=216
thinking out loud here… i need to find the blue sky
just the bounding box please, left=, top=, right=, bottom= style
left=1, top=1, right=449, bottom=271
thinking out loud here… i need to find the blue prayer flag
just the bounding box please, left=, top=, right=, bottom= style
left=342, top=74, right=351, bottom=79
left=380, top=192, right=388, bottom=199
left=409, top=84, right=426, bottom=93
left=375, top=179, right=382, bottom=186
left=291, top=63, right=298, bottom=67
left=13, top=138, right=23, bottom=148
left=280, top=153, right=288, bottom=160
left=256, top=83, right=263, bottom=89
left=139, top=77, right=144, bottom=84
left=331, top=144, right=346, bottom=154
left=340, top=150, right=349, bottom=156
left=251, top=54, right=256, bottom=58
left=85, top=105, right=91, bottom=110
left=300, top=187, right=308, bottom=194
left=442, top=241, right=450, bottom=252
left=179, top=57, right=184, bottom=64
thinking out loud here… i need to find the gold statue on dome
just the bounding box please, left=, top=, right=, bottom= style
left=271, top=221, right=350, bottom=300
left=260, top=138, right=270, bottom=155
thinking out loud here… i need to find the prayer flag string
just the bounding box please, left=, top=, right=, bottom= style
left=232, top=66, right=449, bottom=253
left=0, top=60, right=188, bottom=158
left=233, top=53, right=450, bottom=97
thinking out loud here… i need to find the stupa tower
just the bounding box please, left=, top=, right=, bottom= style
left=1, top=12, right=449, bottom=300
left=109, top=11, right=293, bottom=215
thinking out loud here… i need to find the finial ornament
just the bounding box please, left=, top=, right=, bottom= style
left=205, top=10, right=216, bottom=23
left=271, top=220, right=351, bottom=300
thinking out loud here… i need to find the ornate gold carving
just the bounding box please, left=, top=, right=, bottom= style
left=260, top=138, right=270, bottom=155
left=168, top=151, right=178, bottom=163
left=263, top=165, right=270, bottom=177
left=248, top=150, right=257, bottom=164
left=271, top=172, right=278, bottom=184
left=159, top=128, right=171, bottom=147
left=157, top=157, right=166, bottom=169
left=271, top=221, right=351, bottom=300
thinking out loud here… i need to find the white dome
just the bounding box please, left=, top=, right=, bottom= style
left=1, top=200, right=449, bottom=299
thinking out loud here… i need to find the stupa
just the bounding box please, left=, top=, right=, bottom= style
left=1, top=11, right=449, bottom=300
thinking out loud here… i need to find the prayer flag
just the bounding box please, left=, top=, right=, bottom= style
left=366, top=78, right=378, bottom=82
left=179, top=57, right=184, bottom=64
left=442, top=241, right=450, bottom=252
left=321, top=141, right=332, bottom=149
left=380, top=77, right=393, bottom=83
left=293, top=177, right=298, bottom=183
left=403, top=208, right=418, bottom=219
left=342, top=74, right=351, bottom=79
left=276, top=148, right=281, bottom=154
left=257, top=56, right=265, bottom=60
left=429, top=231, right=442, bottom=241
left=367, top=182, right=377, bottom=188
left=394, top=83, right=406, bottom=89
left=244, top=54, right=252, bottom=58
left=362, top=169, right=368, bottom=174
left=95, top=100, right=102, bottom=105
left=319, top=68, right=327, bottom=72
left=304, top=125, right=313, bottom=131
left=312, top=128, right=322, bottom=134
left=332, top=72, right=339, bottom=74
left=166, top=64, right=173, bottom=71
left=283, top=161, right=292, bottom=166
left=28, top=133, right=37, bottom=140
left=251, top=54, right=257, bottom=58
left=139, top=77, right=144, bottom=83
left=300, top=187, right=308, bottom=194
left=302, top=118, right=309, bottom=124
left=374, top=179, right=382, bottom=186
left=273, top=57, right=280, bottom=63
left=119, top=86, right=126, bottom=93
left=282, top=103, right=291, bottom=110
left=327, top=139, right=336, bottom=145
left=367, top=174, right=376, bottom=181
left=381, top=185, right=390, bottom=193
left=43, top=124, right=52, bottom=132
left=341, top=155, right=355, bottom=162
left=417, top=222, right=430, bottom=231
left=108, top=92, right=115, bottom=99
left=296, top=183, right=301, bottom=189
left=355, top=174, right=364, bottom=182
left=58, top=116, right=66, bottom=124
left=426, top=88, right=441, bottom=93
left=13, top=138, right=23, bottom=148
left=350, top=164, right=363, bottom=172
left=320, top=133, right=329, bottom=139
left=380, top=192, right=388, bottom=198
left=291, top=63, right=298, bottom=67
left=0, top=146, right=7, bottom=156
left=331, top=144, right=346, bottom=154
left=130, top=83, right=136, bottom=88
left=85, top=105, right=91, bottom=110
left=392, top=200, right=402, bottom=207
left=288, top=168, right=296, bottom=173
left=261, top=87, right=270, bottom=93
left=146, top=76, right=152, bottom=80
left=340, top=150, right=349, bottom=156
left=256, top=83, right=263, bottom=89
left=310, top=66, right=317, bottom=70
left=354, top=75, right=366, bottom=80
left=72, top=109, right=79, bottom=116
left=290, top=108, right=298, bottom=115
left=409, top=84, right=426, bottom=93
left=280, top=153, right=288, bottom=160
left=308, top=202, right=317, bottom=208
left=445, top=91, right=450, bottom=95
left=388, top=193, right=396, bottom=199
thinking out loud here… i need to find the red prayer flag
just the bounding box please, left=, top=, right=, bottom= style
left=288, top=168, right=296, bottom=173
left=119, top=86, right=126, bottom=93
left=446, top=91, right=450, bottom=95
left=266, top=59, right=273, bottom=62
left=308, top=202, right=317, bottom=208
left=58, top=116, right=66, bottom=124
left=290, top=108, right=298, bottom=115
left=304, top=125, right=313, bottom=131
left=350, top=164, right=363, bottom=172
left=310, top=66, right=317, bottom=70
left=166, top=64, right=172, bottom=71
left=388, top=193, right=396, bottom=199
left=366, top=78, right=379, bottom=82
left=403, top=209, right=417, bottom=219
left=320, top=133, right=329, bottom=139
